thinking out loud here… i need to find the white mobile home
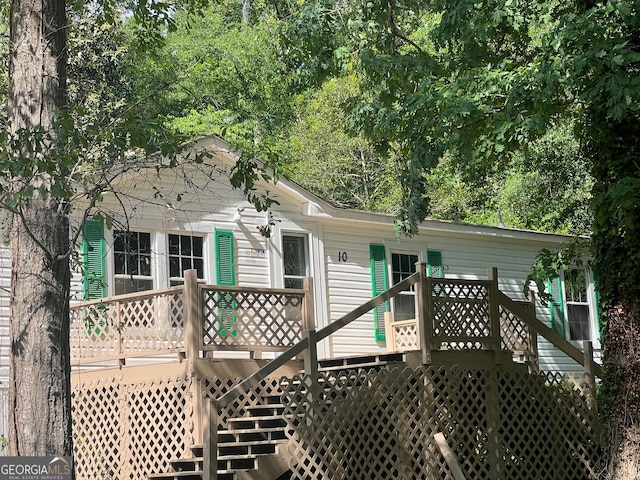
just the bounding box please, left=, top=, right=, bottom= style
left=0, top=134, right=600, bottom=384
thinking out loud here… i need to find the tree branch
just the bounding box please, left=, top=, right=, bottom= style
left=387, top=0, right=422, bottom=55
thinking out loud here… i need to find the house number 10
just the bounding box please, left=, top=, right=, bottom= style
left=337, top=251, right=348, bottom=262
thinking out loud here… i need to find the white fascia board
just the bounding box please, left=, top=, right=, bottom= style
left=301, top=205, right=579, bottom=247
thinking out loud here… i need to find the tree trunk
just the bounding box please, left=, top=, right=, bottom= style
left=604, top=302, right=640, bottom=479
left=241, top=0, right=252, bottom=23
left=8, top=0, right=72, bottom=458
left=587, top=117, right=640, bottom=479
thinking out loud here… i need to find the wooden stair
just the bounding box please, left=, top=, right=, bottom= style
left=148, top=395, right=291, bottom=480
left=147, top=354, right=405, bottom=480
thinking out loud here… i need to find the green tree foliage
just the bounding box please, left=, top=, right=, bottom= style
left=286, top=0, right=640, bottom=475
left=129, top=0, right=296, bottom=151
left=286, top=75, right=402, bottom=212
left=133, top=0, right=592, bottom=235
left=425, top=123, right=593, bottom=235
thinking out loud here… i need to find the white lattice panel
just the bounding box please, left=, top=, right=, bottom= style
left=431, top=281, right=493, bottom=349
left=280, top=366, right=602, bottom=480
left=202, top=289, right=304, bottom=350
left=391, top=321, right=418, bottom=351
left=73, top=375, right=194, bottom=480
left=500, top=303, right=533, bottom=354
left=70, top=291, right=184, bottom=361
left=73, top=377, right=122, bottom=479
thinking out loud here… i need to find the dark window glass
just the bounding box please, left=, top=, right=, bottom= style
left=168, top=234, right=205, bottom=283
left=391, top=253, right=418, bottom=321
left=283, top=235, right=308, bottom=289
left=565, top=269, right=591, bottom=341
left=113, top=231, right=153, bottom=294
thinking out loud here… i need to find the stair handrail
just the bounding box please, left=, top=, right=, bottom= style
left=210, top=267, right=603, bottom=408
left=497, top=291, right=603, bottom=378
left=434, top=432, right=467, bottom=480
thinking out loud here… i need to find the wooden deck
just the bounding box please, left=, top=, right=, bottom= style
left=70, top=265, right=602, bottom=480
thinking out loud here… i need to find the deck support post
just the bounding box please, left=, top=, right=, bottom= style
left=304, top=329, right=318, bottom=378
left=485, top=369, right=502, bottom=476
left=203, top=398, right=218, bottom=480
left=487, top=267, right=502, bottom=364
left=416, top=262, right=431, bottom=364
left=184, top=269, right=204, bottom=442
left=184, top=269, right=201, bottom=376
left=583, top=341, right=598, bottom=416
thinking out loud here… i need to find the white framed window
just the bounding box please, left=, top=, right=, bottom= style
left=113, top=230, right=154, bottom=295
left=549, top=268, right=600, bottom=346
left=168, top=233, right=205, bottom=286
left=283, top=234, right=309, bottom=289
left=564, top=268, right=598, bottom=342
left=391, top=251, right=419, bottom=321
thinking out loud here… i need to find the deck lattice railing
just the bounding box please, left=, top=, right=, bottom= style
left=68, top=264, right=602, bottom=480
left=386, top=269, right=539, bottom=367
left=70, top=287, right=185, bottom=363
left=69, top=272, right=314, bottom=365
left=200, top=285, right=308, bottom=352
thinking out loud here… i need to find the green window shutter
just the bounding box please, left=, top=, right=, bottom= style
left=548, top=276, right=566, bottom=338
left=82, top=220, right=106, bottom=300
left=215, top=230, right=237, bottom=337
left=592, top=270, right=602, bottom=337
left=215, top=230, right=235, bottom=286
left=370, top=244, right=389, bottom=341
left=426, top=250, right=443, bottom=278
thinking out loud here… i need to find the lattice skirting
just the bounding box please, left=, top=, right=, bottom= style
left=72, top=373, right=282, bottom=480
left=281, top=366, right=603, bottom=480
left=72, top=366, right=602, bottom=480
left=72, top=375, right=195, bottom=480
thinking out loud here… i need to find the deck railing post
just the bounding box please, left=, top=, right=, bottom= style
left=304, top=329, right=318, bottom=378
left=184, top=269, right=201, bottom=376
left=116, top=300, right=123, bottom=357
left=487, top=267, right=501, bottom=363
left=203, top=398, right=218, bottom=480
left=184, top=269, right=205, bottom=442
left=416, top=262, right=431, bottom=365
left=583, top=341, right=598, bottom=415
left=384, top=311, right=395, bottom=352
left=528, top=291, right=539, bottom=372
left=302, top=277, right=316, bottom=331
